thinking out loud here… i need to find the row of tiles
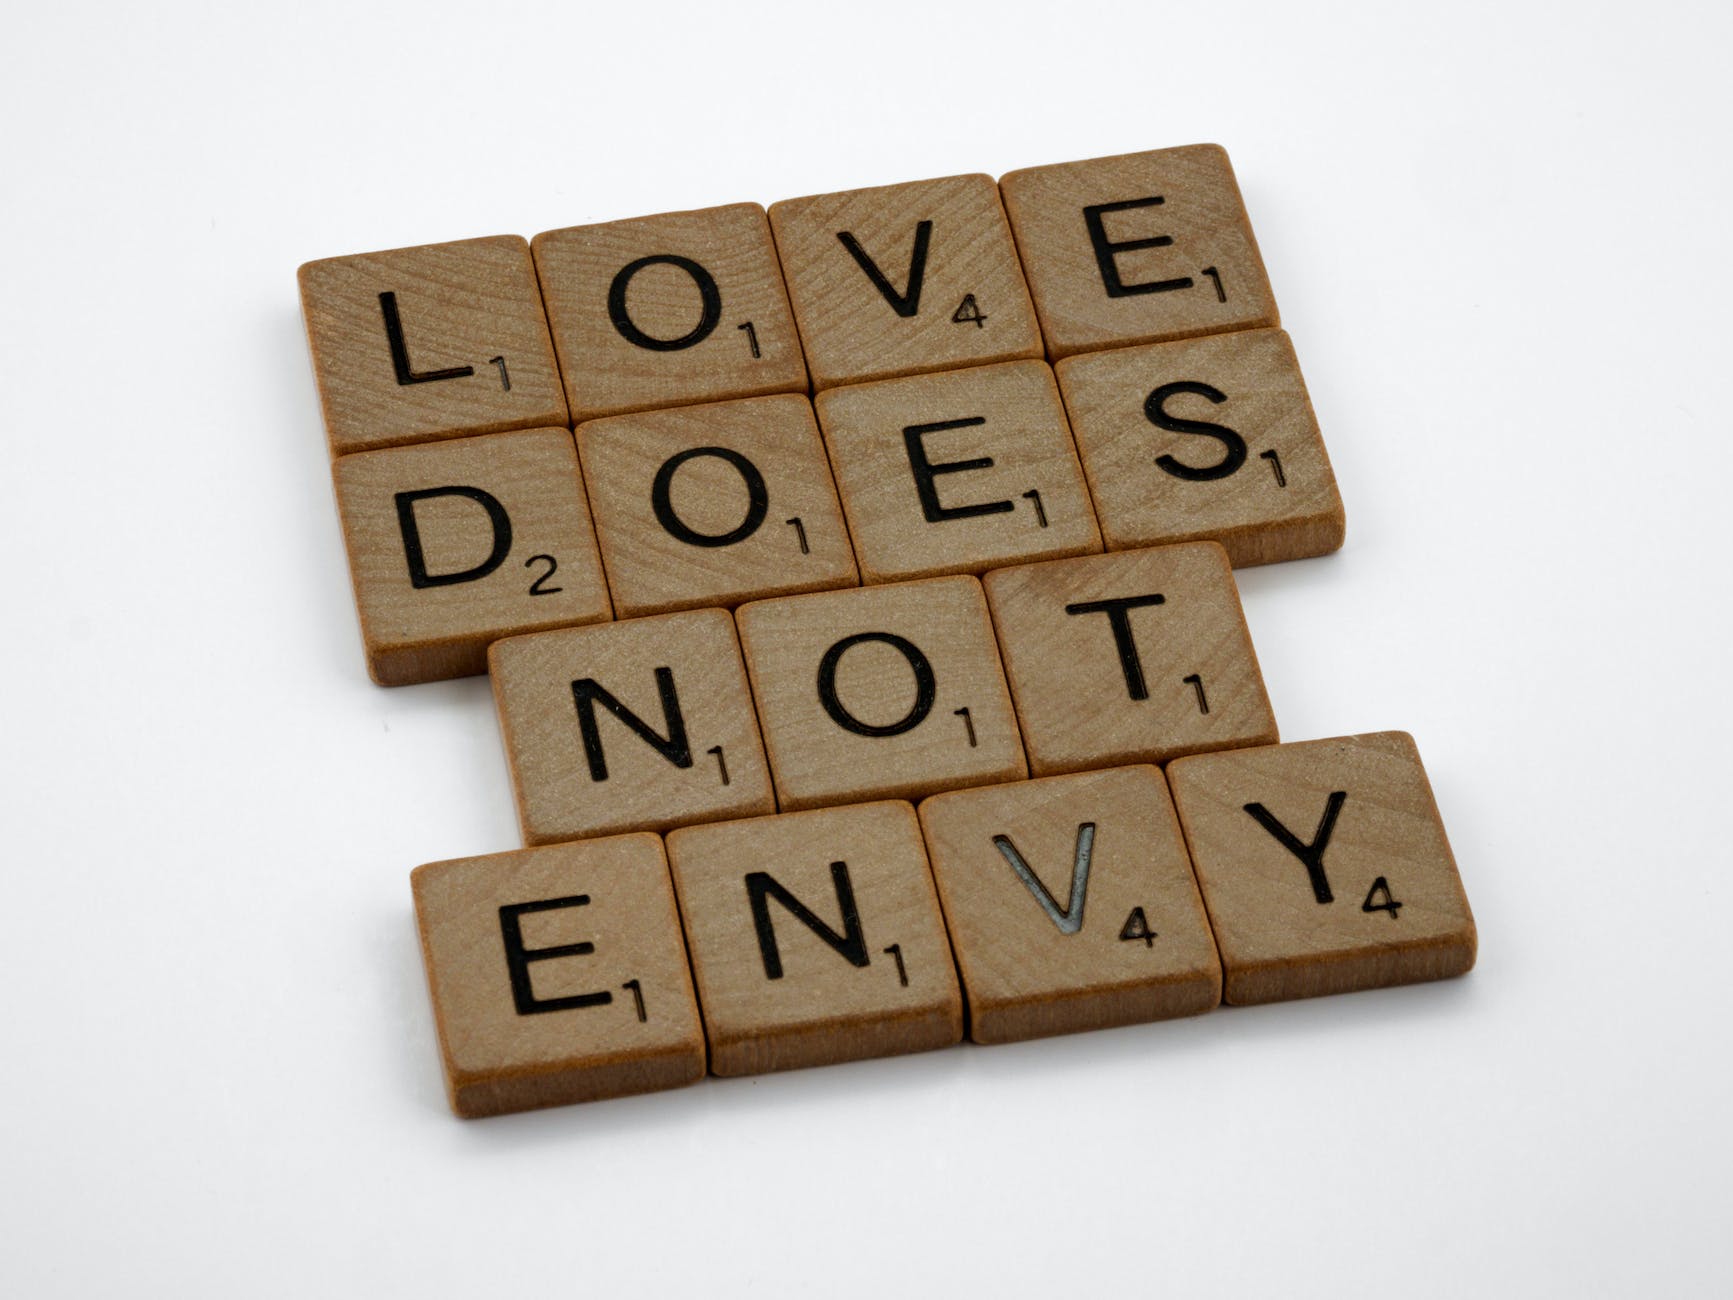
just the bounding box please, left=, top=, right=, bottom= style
left=301, top=145, right=1280, bottom=456
left=340, top=336, right=1343, bottom=686
left=415, top=734, right=1476, bottom=1118
left=487, top=543, right=1279, bottom=848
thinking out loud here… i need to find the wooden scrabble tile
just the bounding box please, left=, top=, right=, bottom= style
left=999, top=145, right=1279, bottom=360
left=490, top=609, right=774, bottom=844
left=412, top=833, right=706, bottom=1117
left=814, top=360, right=1102, bottom=583
left=1056, top=328, right=1345, bottom=566
left=983, top=543, right=1277, bottom=775
left=332, top=427, right=611, bottom=686
left=768, top=174, right=1043, bottom=390
left=299, top=235, right=568, bottom=455
left=665, top=801, right=963, bottom=1075
left=577, top=394, right=858, bottom=617
left=735, top=577, right=1025, bottom=811
left=1166, top=732, right=1476, bottom=1005
left=533, top=204, right=808, bottom=423
left=919, top=766, right=1221, bottom=1044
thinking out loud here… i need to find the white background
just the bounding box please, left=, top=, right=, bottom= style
left=4, top=1, right=1729, bottom=1294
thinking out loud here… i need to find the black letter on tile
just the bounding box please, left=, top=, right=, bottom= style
left=1063, top=594, right=1167, bottom=700
left=497, top=895, right=614, bottom=1015
left=650, top=446, right=770, bottom=547
left=1243, top=792, right=1348, bottom=905
left=903, top=418, right=1015, bottom=523
left=746, top=862, right=870, bottom=980
left=608, top=254, right=723, bottom=351
left=379, top=291, right=476, bottom=385
left=570, top=667, right=693, bottom=781
left=837, top=221, right=932, bottom=317
left=1083, top=199, right=1194, bottom=298
left=816, top=632, right=936, bottom=737
left=395, top=486, right=513, bottom=588
left=1147, top=381, right=1248, bottom=481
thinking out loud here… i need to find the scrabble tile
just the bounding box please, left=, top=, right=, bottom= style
left=490, top=609, right=774, bottom=844
left=665, top=801, right=963, bottom=1075
left=533, top=204, right=808, bottom=423
left=769, top=174, right=1043, bottom=390
left=1167, top=732, right=1476, bottom=1005
left=1056, top=329, right=1345, bottom=566
left=983, top=543, right=1277, bottom=775
left=735, top=576, right=1025, bottom=811
left=332, top=427, right=611, bottom=686
left=412, top=834, right=706, bottom=1117
left=919, top=766, right=1221, bottom=1044
left=299, top=235, right=568, bottom=455
left=815, top=360, right=1102, bottom=583
left=999, top=145, right=1279, bottom=359
left=577, top=394, right=858, bottom=617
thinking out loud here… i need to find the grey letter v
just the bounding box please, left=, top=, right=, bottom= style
left=991, top=823, right=1096, bottom=935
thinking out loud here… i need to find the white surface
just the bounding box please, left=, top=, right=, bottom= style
left=4, top=1, right=1730, bottom=1294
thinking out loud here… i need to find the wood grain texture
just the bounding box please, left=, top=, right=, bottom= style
left=999, top=145, right=1278, bottom=360
left=332, top=427, right=611, bottom=686
left=815, top=360, right=1102, bottom=583
left=533, top=203, right=808, bottom=422
left=299, top=235, right=567, bottom=455
left=983, top=542, right=1277, bottom=775
left=1166, top=731, right=1476, bottom=1005
left=577, top=393, right=858, bottom=617
left=735, top=576, right=1025, bottom=810
left=412, top=834, right=706, bottom=1117
left=1056, top=329, right=1344, bottom=566
left=918, top=766, right=1221, bottom=1044
left=769, top=174, right=1043, bottom=390
left=664, top=801, right=963, bottom=1076
left=490, top=609, right=774, bottom=844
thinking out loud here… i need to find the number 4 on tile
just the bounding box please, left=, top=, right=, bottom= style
left=1119, top=907, right=1157, bottom=947
left=1361, top=876, right=1402, bottom=919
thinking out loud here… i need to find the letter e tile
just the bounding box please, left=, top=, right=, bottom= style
left=815, top=360, right=1101, bottom=583
left=1000, top=145, right=1278, bottom=359
left=412, top=834, right=706, bottom=1116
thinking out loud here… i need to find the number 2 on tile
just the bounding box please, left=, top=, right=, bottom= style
left=525, top=554, right=561, bottom=595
